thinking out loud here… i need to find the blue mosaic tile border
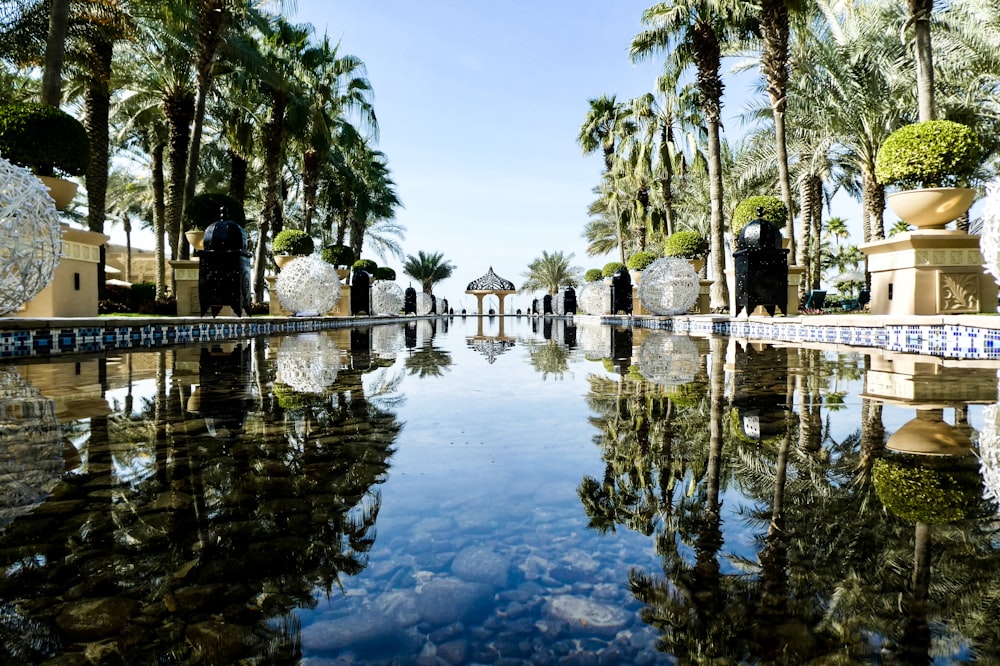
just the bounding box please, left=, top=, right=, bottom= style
left=602, top=315, right=1000, bottom=361
left=0, top=315, right=412, bottom=359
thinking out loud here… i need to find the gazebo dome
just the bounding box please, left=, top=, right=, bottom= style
left=466, top=266, right=515, bottom=292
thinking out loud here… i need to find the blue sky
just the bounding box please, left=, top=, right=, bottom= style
left=293, top=1, right=761, bottom=310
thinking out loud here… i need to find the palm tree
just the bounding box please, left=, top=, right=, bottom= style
left=758, top=0, right=798, bottom=257
left=42, top=0, right=70, bottom=106
left=577, top=93, right=631, bottom=173
left=402, top=250, right=455, bottom=294
left=631, top=0, right=755, bottom=311
left=298, top=35, right=375, bottom=236
left=520, top=250, right=582, bottom=296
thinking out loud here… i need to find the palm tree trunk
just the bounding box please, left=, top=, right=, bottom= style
left=862, top=169, right=885, bottom=243
left=40, top=0, right=71, bottom=106
left=152, top=143, right=167, bottom=299
left=707, top=117, right=729, bottom=310
left=183, top=1, right=231, bottom=211
left=164, top=93, right=195, bottom=262
left=910, top=0, right=936, bottom=122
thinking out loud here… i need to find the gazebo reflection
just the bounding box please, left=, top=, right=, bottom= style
left=466, top=315, right=515, bottom=364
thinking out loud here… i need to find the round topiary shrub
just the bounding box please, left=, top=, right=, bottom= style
left=626, top=251, right=659, bottom=271
left=664, top=230, right=709, bottom=259
left=321, top=243, right=355, bottom=267
left=184, top=192, right=246, bottom=230
left=0, top=102, right=90, bottom=176
left=872, top=454, right=983, bottom=524
left=584, top=268, right=604, bottom=282
left=272, top=229, right=315, bottom=256
left=875, top=120, right=982, bottom=189
left=601, top=261, right=625, bottom=278
left=353, top=258, right=378, bottom=273
left=374, top=266, right=396, bottom=281
left=732, top=196, right=787, bottom=239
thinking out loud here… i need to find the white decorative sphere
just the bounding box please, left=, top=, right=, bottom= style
left=637, top=332, right=700, bottom=387
left=980, top=178, right=1000, bottom=286
left=275, top=255, right=341, bottom=315
left=637, top=258, right=699, bottom=315
left=372, top=324, right=404, bottom=359
left=979, top=402, right=1000, bottom=511
left=0, top=157, right=63, bottom=315
left=372, top=281, right=404, bottom=315
left=275, top=333, right=340, bottom=394
left=577, top=319, right=611, bottom=360
left=578, top=281, right=610, bottom=315
left=415, top=292, right=434, bottom=315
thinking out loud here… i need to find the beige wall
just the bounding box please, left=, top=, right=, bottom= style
left=17, top=226, right=109, bottom=318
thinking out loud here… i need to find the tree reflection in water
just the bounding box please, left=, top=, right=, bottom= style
left=580, top=336, right=1000, bottom=664
left=0, top=331, right=401, bottom=664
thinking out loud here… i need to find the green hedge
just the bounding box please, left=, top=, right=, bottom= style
left=875, top=120, right=982, bottom=189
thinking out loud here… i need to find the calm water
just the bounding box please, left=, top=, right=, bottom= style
left=2, top=316, right=999, bottom=665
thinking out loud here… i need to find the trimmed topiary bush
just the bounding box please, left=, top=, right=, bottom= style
left=626, top=251, right=659, bottom=271
left=272, top=229, right=315, bottom=256
left=353, top=258, right=378, bottom=273
left=584, top=268, right=604, bottom=282
left=0, top=102, right=90, bottom=176
left=875, top=120, right=982, bottom=189
left=374, top=266, right=396, bottom=281
left=664, top=230, right=709, bottom=259
left=184, top=192, right=246, bottom=230
left=321, top=243, right=355, bottom=267
left=601, top=261, right=625, bottom=278
left=732, top=196, right=787, bottom=239
left=872, top=454, right=983, bottom=524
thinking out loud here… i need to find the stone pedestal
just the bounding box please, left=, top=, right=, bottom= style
left=860, top=230, right=997, bottom=316
left=266, top=275, right=292, bottom=316
left=786, top=266, right=805, bottom=315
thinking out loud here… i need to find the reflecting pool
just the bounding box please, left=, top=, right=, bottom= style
left=2, top=316, right=1000, bottom=665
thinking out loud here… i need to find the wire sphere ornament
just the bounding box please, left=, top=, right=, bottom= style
left=415, top=292, right=434, bottom=315
left=0, top=157, right=63, bottom=315
left=0, top=367, right=65, bottom=530
left=637, top=258, right=700, bottom=316
left=577, top=318, right=611, bottom=361
left=372, top=323, right=404, bottom=359
left=979, top=403, right=1000, bottom=512
left=578, top=281, right=610, bottom=315
left=275, top=333, right=341, bottom=394
left=637, top=332, right=701, bottom=387
left=275, top=255, right=341, bottom=315
left=372, top=281, right=404, bottom=315
left=980, top=178, right=1000, bottom=286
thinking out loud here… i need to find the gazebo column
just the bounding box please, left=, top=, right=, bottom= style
left=474, top=293, right=485, bottom=314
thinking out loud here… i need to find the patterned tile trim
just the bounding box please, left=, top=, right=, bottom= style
left=601, top=315, right=1000, bottom=361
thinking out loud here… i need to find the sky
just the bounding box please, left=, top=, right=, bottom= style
left=115, top=1, right=860, bottom=310
left=293, top=0, right=715, bottom=311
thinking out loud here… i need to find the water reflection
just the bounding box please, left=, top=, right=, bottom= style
left=0, top=332, right=399, bottom=664
left=2, top=320, right=1000, bottom=664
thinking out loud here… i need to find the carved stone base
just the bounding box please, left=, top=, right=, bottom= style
left=860, top=230, right=998, bottom=316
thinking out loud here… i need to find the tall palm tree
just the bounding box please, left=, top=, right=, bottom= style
left=248, top=15, right=321, bottom=300
left=298, top=35, right=375, bottom=236
left=631, top=0, right=755, bottom=311
left=758, top=0, right=799, bottom=257
left=402, top=250, right=455, bottom=294
left=42, top=0, right=70, bottom=105
left=577, top=93, right=631, bottom=173
left=519, top=250, right=582, bottom=295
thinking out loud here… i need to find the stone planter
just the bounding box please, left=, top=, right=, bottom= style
left=273, top=254, right=300, bottom=270
left=185, top=230, right=205, bottom=251
left=38, top=175, right=77, bottom=211
left=886, top=187, right=976, bottom=229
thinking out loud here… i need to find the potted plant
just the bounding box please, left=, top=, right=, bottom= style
left=321, top=243, right=355, bottom=281
left=353, top=258, right=378, bottom=275
left=183, top=192, right=245, bottom=250
left=0, top=102, right=90, bottom=210
left=374, top=266, right=396, bottom=282
left=584, top=268, right=604, bottom=283
left=875, top=120, right=982, bottom=229
left=664, top=230, right=710, bottom=274
left=601, top=261, right=624, bottom=280
left=272, top=229, right=315, bottom=269
left=731, top=195, right=787, bottom=245
left=626, top=250, right=659, bottom=283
